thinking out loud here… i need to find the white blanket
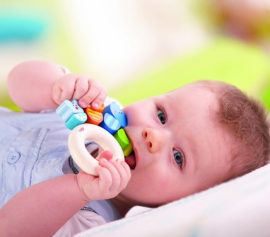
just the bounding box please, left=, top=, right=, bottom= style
left=76, top=163, right=270, bottom=237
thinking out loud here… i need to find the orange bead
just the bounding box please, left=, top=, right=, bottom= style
left=92, top=103, right=104, bottom=113
left=84, top=107, right=103, bottom=125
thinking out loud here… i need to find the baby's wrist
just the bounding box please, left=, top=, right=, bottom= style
left=74, top=172, right=93, bottom=203
left=51, top=74, right=70, bottom=106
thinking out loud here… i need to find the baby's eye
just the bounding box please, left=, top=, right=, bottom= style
left=157, top=108, right=166, bottom=124
left=173, top=149, right=184, bottom=168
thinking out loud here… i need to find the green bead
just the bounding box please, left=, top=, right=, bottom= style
left=123, top=143, right=133, bottom=156
left=114, top=128, right=132, bottom=151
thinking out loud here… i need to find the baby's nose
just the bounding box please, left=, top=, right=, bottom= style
left=142, top=128, right=164, bottom=153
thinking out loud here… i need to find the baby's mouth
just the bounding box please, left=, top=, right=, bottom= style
left=123, top=129, right=136, bottom=170
left=125, top=151, right=136, bottom=170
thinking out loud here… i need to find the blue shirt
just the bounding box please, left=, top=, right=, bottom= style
left=0, top=107, right=121, bottom=222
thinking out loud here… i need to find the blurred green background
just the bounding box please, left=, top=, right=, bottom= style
left=0, top=0, right=270, bottom=111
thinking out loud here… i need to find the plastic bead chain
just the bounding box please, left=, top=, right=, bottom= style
left=56, top=100, right=133, bottom=175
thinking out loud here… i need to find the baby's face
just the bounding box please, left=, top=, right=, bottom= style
left=119, top=82, right=233, bottom=206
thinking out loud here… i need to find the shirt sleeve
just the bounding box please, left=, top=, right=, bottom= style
left=53, top=210, right=106, bottom=237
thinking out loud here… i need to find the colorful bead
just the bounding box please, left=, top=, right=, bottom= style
left=100, top=113, right=121, bottom=134
left=56, top=99, right=133, bottom=155
left=113, top=128, right=130, bottom=150
left=113, top=128, right=133, bottom=156
left=123, top=143, right=133, bottom=157
left=56, top=100, right=84, bottom=122
left=102, top=102, right=127, bottom=128
left=84, top=107, right=103, bottom=125
left=65, top=113, right=87, bottom=130
left=93, top=103, right=105, bottom=113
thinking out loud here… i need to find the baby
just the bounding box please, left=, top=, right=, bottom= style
left=0, top=61, right=269, bottom=236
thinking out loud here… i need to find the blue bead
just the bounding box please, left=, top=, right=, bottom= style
left=115, top=110, right=127, bottom=127
left=100, top=113, right=121, bottom=134
left=56, top=100, right=84, bottom=122
left=65, top=112, right=87, bottom=130
left=71, top=100, right=84, bottom=112
left=102, top=102, right=127, bottom=127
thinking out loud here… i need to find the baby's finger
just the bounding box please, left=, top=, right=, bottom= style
left=91, top=89, right=107, bottom=110
left=79, top=81, right=104, bottom=108
left=95, top=164, right=112, bottom=190
left=122, top=161, right=132, bottom=180
left=96, top=150, right=113, bottom=162
left=73, top=76, right=89, bottom=105
left=112, top=160, right=126, bottom=187
left=112, top=160, right=130, bottom=189
left=99, top=159, right=121, bottom=192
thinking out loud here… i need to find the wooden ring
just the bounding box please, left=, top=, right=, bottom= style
left=68, top=124, right=124, bottom=175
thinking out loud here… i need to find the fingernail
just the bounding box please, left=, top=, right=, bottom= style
left=92, top=102, right=99, bottom=108
left=80, top=101, right=87, bottom=108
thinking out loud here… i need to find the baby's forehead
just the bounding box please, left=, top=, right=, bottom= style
left=164, top=82, right=220, bottom=103
left=162, top=85, right=221, bottom=123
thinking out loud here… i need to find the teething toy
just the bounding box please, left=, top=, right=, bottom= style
left=68, top=124, right=124, bottom=175
left=85, top=107, right=103, bottom=125
left=114, top=128, right=133, bottom=156
left=102, top=102, right=127, bottom=127
left=56, top=100, right=87, bottom=129
left=56, top=100, right=84, bottom=120
left=93, top=104, right=105, bottom=113
left=57, top=99, right=133, bottom=175
left=65, top=113, right=88, bottom=130
left=100, top=113, right=121, bottom=134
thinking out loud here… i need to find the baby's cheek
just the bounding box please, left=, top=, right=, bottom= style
left=157, top=176, right=171, bottom=187
left=146, top=170, right=170, bottom=188
left=123, top=102, right=145, bottom=123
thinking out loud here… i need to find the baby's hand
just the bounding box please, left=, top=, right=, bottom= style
left=76, top=151, right=131, bottom=201
left=52, top=73, right=107, bottom=110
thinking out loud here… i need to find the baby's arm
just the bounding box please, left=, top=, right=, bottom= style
left=7, top=61, right=67, bottom=112
left=7, top=60, right=107, bottom=112
left=0, top=151, right=131, bottom=237
left=0, top=174, right=87, bottom=237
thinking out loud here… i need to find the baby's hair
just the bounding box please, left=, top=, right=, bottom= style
left=198, top=80, right=270, bottom=179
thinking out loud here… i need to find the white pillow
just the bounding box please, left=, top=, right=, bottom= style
left=76, top=163, right=270, bottom=237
